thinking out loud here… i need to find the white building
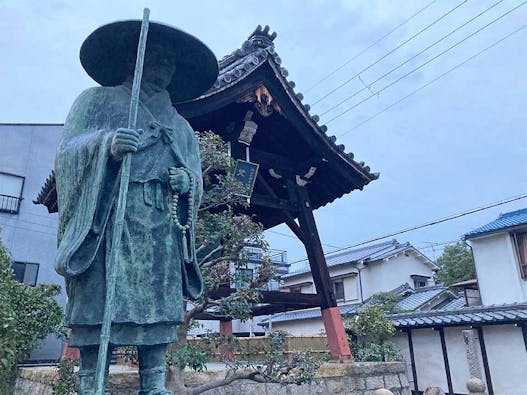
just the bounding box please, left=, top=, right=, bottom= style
left=465, top=207, right=527, bottom=305
left=390, top=208, right=527, bottom=395
left=260, top=239, right=439, bottom=335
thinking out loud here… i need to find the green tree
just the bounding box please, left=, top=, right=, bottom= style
left=345, top=306, right=401, bottom=362
left=435, top=242, right=476, bottom=285
left=0, top=233, right=63, bottom=393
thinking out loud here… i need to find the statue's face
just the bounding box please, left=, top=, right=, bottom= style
left=140, top=46, right=176, bottom=90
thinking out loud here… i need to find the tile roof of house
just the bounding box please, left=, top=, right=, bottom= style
left=438, top=297, right=466, bottom=311
left=465, top=208, right=527, bottom=239
left=396, top=285, right=455, bottom=311
left=390, top=303, right=527, bottom=328
left=284, top=239, right=435, bottom=278
left=259, top=283, right=447, bottom=326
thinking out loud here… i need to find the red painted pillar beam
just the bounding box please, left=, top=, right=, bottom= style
left=219, top=320, right=233, bottom=336
left=321, top=307, right=352, bottom=361
left=61, top=330, right=80, bottom=360
left=219, top=320, right=234, bottom=361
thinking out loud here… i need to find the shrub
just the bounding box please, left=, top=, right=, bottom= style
left=0, top=234, right=63, bottom=392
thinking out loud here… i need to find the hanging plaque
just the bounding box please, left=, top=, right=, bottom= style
left=234, top=159, right=259, bottom=198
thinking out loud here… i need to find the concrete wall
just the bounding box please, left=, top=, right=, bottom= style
left=470, top=232, right=527, bottom=304
left=393, top=324, right=527, bottom=395
left=0, top=124, right=63, bottom=361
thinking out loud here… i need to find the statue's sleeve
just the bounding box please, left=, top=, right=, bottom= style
left=54, top=88, right=116, bottom=277
left=180, top=121, right=204, bottom=299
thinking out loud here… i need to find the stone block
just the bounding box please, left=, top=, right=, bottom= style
left=383, top=374, right=400, bottom=389
left=398, top=373, right=409, bottom=387
left=365, top=375, right=384, bottom=390
left=346, top=376, right=366, bottom=390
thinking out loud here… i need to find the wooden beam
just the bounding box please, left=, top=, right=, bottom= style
left=251, top=193, right=296, bottom=211
left=248, top=148, right=296, bottom=170
left=438, top=327, right=453, bottom=394
left=209, top=288, right=322, bottom=307
left=255, top=174, right=305, bottom=243
left=291, top=180, right=336, bottom=309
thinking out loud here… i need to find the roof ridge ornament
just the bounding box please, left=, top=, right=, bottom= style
left=248, top=25, right=277, bottom=48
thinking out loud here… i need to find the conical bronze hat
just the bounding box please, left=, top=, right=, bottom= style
left=80, top=20, right=219, bottom=103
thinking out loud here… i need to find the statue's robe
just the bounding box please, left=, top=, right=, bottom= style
left=55, top=84, right=203, bottom=347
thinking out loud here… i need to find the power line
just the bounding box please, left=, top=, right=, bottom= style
left=339, top=23, right=527, bottom=137
left=324, top=1, right=527, bottom=125
left=320, top=0, right=505, bottom=117
left=266, top=229, right=341, bottom=249
left=304, top=0, right=438, bottom=93
left=0, top=221, right=57, bottom=237
left=287, top=193, right=527, bottom=265
left=311, top=0, right=468, bottom=106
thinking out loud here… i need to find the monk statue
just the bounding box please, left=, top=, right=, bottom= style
left=54, top=20, right=218, bottom=394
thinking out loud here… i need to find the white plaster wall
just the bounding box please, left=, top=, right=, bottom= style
left=483, top=325, right=527, bottom=395
left=272, top=317, right=324, bottom=336
left=392, top=332, right=414, bottom=388
left=343, top=275, right=359, bottom=302
left=393, top=325, right=527, bottom=395
left=443, top=327, right=472, bottom=394
left=412, top=328, right=448, bottom=391
left=0, top=124, right=63, bottom=361
left=360, top=254, right=435, bottom=300
left=470, top=233, right=527, bottom=304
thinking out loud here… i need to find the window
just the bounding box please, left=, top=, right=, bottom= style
left=512, top=232, right=527, bottom=280
left=414, top=279, right=427, bottom=289
left=11, top=262, right=39, bottom=286
left=333, top=280, right=345, bottom=301
left=235, top=268, right=253, bottom=289
left=0, top=172, right=24, bottom=213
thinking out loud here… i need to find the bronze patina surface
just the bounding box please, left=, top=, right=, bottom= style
left=54, top=18, right=218, bottom=394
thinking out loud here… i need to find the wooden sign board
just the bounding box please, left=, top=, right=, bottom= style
left=234, top=159, right=259, bottom=198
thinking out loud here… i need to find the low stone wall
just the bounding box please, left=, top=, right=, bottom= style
left=15, top=362, right=411, bottom=395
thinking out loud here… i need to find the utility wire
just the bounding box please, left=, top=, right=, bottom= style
left=324, top=1, right=527, bottom=125
left=267, top=229, right=342, bottom=249
left=311, top=0, right=468, bottom=105
left=0, top=221, right=57, bottom=237
left=320, top=0, right=505, bottom=117
left=287, top=193, right=527, bottom=265
left=304, top=0, right=437, bottom=93
left=339, top=23, right=527, bottom=136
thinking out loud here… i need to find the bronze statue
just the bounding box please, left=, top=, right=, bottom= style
left=54, top=17, right=218, bottom=394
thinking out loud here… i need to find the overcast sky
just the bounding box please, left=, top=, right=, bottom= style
left=1, top=0, right=526, bottom=266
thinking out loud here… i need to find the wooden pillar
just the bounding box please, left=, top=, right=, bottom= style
left=219, top=320, right=233, bottom=336
left=521, top=323, right=527, bottom=352
left=219, top=320, right=234, bottom=361
left=290, top=180, right=351, bottom=360
left=476, top=326, right=494, bottom=395
left=406, top=329, right=419, bottom=393
left=438, top=327, right=453, bottom=394
left=61, top=329, right=79, bottom=360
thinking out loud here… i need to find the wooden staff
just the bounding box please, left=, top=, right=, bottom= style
left=94, top=8, right=150, bottom=394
